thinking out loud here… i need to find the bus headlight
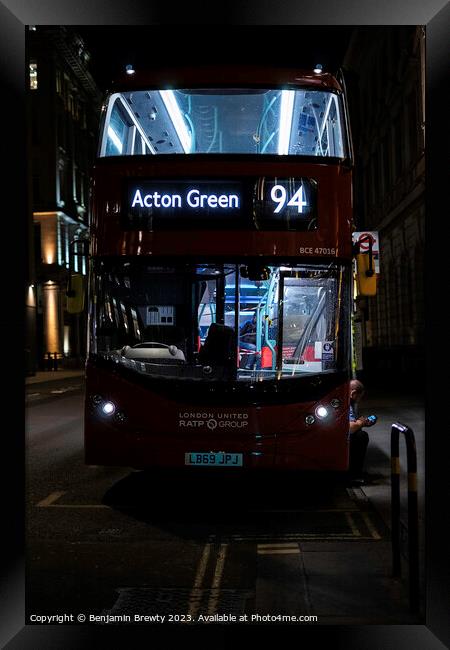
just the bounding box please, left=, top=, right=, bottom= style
left=101, top=401, right=116, bottom=416
left=305, top=415, right=315, bottom=425
left=330, top=398, right=341, bottom=408
left=315, top=405, right=329, bottom=419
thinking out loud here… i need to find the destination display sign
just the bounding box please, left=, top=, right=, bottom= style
left=123, top=177, right=317, bottom=231
left=125, top=180, right=243, bottom=228
left=254, top=177, right=318, bottom=231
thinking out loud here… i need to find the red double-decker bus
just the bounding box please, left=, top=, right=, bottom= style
left=84, top=65, right=355, bottom=472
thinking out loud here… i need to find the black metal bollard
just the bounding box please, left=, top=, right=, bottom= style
left=52, top=352, right=58, bottom=371
left=390, top=422, right=420, bottom=614
left=46, top=352, right=52, bottom=371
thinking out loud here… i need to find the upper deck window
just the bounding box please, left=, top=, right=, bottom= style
left=99, top=88, right=346, bottom=158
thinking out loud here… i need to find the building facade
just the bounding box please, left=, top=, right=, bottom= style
left=27, top=27, right=102, bottom=372
left=344, top=26, right=425, bottom=387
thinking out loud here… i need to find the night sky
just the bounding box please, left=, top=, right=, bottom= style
left=73, top=26, right=355, bottom=92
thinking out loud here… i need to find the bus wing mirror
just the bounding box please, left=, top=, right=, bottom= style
left=66, top=273, right=85, bottom=314
left=355, top=254, right=377, bottom=296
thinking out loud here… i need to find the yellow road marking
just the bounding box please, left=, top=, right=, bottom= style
left=207, top=544, right=228, bottom=615
left=345, top=512, right=362, bottom=537
left=362, top=512, right=381, bottom=540
left=36, top=491, right=66, bottom=507
left=188, top=542, right=212, bottom=618
left=257, top=548, right=300, bottom=555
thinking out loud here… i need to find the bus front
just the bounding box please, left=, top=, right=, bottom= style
left=85, top=66, right=353, bottom=471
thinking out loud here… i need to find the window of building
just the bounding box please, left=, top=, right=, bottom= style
left=80, top=172, right=86, bottom=207
left=63, top=74, right=70, bottom=109
left=73, top=164, right=78, bottom=202
left=29, top=61, right=38, bottom=90
left=57, top=216, right=64, bottom=267
left=73, top=240, right=79, bottom=273
left=65, top=223, right=70, bottom=269
left=56, top=68, right=62, bottom=95
left=57, top=112, right=66, bottom=151
left=58, top=160, right=67, bottom=207
left=68, top=94, right=75, bottom=117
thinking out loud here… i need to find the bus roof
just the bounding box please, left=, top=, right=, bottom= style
left=108, top=65, right=343, bottom=94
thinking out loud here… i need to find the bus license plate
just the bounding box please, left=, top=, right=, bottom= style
left=185, top=452, right=243, bottom=467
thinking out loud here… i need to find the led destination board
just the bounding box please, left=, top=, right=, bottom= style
left=124, top=178, right=317, bottom=231
left=131, top=187, right=240, bottom=210
left=253, top=177, right=317, bottom=231
left=127, top=180, right=242, bottom=217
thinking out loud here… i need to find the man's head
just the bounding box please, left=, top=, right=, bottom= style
left=350, top=379, right=365, bottom=402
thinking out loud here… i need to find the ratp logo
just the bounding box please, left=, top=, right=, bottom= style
left=178, top=412, right=249, bottom=430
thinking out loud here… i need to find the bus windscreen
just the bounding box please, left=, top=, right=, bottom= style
left=99, top=88, right=346, bottom=158
left=91, top=261, right=350, bottom=382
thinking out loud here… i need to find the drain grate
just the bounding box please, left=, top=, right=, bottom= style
left=103, top=587, right=254, bottom=618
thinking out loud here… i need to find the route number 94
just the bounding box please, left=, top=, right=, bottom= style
left=270, top=184, right=308, bottom=214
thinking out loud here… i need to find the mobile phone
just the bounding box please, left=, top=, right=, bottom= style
left=367, top=415, right=377, bottom=423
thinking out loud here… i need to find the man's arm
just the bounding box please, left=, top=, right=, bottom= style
left=349, top=416, right=375, bottom=433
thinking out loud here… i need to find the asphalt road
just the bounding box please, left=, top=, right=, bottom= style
left=26, top=388, right=424, bottom=625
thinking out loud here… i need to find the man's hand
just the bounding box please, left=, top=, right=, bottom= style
left=360, top=416, right=376, bottom=428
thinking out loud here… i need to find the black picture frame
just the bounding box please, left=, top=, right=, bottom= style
left=2, top=1, right=448, bottom=647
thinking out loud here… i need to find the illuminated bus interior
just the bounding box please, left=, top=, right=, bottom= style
left=92, top=261, right=350, bottom=381
left=99, top=88, right=346, bottom=158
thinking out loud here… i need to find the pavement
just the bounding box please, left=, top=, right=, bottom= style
left=25, top=370, right=86, bottom=404
left=354, top=387, right=425, bottom=608
left=26, top=370, right=85, bottom=385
